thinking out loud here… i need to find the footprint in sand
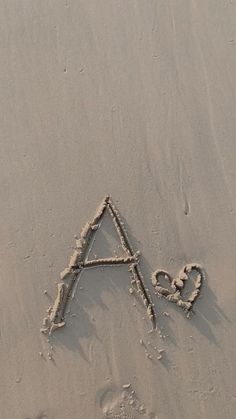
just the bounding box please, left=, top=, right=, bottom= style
left=97, top=384, right=154, bottom=419
left=97, top=384, right=118, bottom=412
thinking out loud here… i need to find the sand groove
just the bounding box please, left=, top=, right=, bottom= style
left=41, top=196, right=156, bottom=335
left=152, top=263, right=204, bottom=314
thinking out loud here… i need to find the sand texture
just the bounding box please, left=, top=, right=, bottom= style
left=0, top=1, right=236, bottom=418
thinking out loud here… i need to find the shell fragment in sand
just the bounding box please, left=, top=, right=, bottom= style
left=122, top=383, right=131, bottom=389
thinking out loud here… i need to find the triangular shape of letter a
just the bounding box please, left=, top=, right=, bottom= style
left=60, top=196, right=139, bottom=271
left=85, top=205, right=130, bottom=262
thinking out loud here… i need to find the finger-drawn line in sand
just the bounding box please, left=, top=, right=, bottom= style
left=41, top=196, right=156, bottom=335
left=152, top=264, right=204, bottom=315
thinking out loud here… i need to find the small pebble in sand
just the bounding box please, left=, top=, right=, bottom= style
left=139, top=405, right=145, bottom=412
left=47, top=352, right=52, bottom=360
left=157, top=355, right=162, bottom=360
left=79, top=286, right=84, bottom=290
left=129, top=288, right=134, bottom=294
left=158, top=349, right=164, bottom=353
left=39, top=351, right=43, bottom=357
left=163, top=311, right=169, bottom=316
left=139, top=339, right=144, bottom=345
left=122, top=383, right=131, bottom=389
left=145, top=352, right=152, bottom=359
left=43, top=290, right=48, bottom=295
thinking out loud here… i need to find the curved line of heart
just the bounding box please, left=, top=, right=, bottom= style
left=151, top=263, right=204, bottom=313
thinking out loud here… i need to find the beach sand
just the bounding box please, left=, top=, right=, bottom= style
left=0, top=1, right=236, bottom=418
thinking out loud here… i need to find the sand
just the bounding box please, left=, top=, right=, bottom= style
left=0, top=1, right=236, bottom=418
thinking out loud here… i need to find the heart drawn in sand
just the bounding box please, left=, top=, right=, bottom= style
left=151, top=263, right=204, bottom=314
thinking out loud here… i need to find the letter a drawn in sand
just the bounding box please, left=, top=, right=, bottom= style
left=41, top=196, right=156, bottom=335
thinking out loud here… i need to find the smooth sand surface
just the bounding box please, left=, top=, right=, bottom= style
left=1, top=1, right=236, bottom=418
